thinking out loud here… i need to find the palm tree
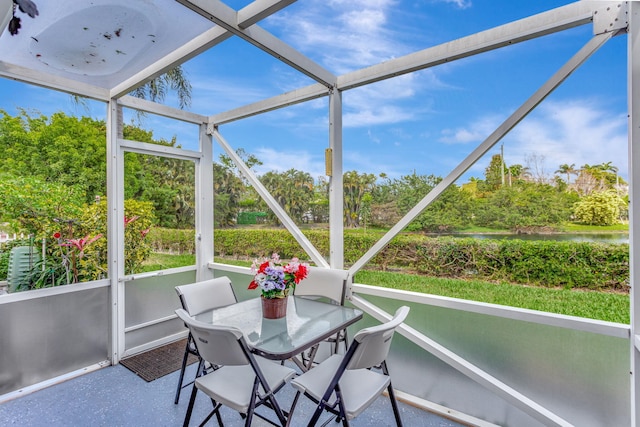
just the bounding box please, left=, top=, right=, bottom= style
left=260, top=169, right=314, bottom=224
left=214, top=162, right=246, bottom=227
left=575, top=164, right=601, bottom=195
left=129, top=66, right=192, bottom=110
left=555, top=163, right=576, bottom=185
left=71, top=65, right=192, bottom=139
left=343, top=171, right=377, bottom=228
left=507, top=164, right=530, bottom=184
left=597, top=161, right=620, bottom=190
left=120, top=65, right=191, bottom=136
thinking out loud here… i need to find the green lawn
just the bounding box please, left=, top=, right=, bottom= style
left=140, top=253, right=629, bottom=324
left=457, top=223, right=629, bottom=234
left=140, top=253, right=197, bottom=272
left=354, top=270, right=629, bottom=324
left=562, top=222, right=628, bottom=232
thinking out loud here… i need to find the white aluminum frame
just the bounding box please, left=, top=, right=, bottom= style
left=1, top=1, right=637, bottom=425
left=629, top=2, right=640, bottom=425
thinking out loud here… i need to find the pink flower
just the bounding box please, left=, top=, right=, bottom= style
left=140, top=228, right=150, bottom=238
left=248, top=253, right=309, bottom=297
left=61, top=234, right=102, bottom=257
left=124, top=215, right=140, bottom=226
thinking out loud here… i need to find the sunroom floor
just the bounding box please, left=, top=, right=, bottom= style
left=0, top=362, right=467, bottom=426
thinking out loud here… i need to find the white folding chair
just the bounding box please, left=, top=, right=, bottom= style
left=176, top=309, right=296, bottom=427
left=174, top=276, right=237, bottom=404
left=286, top=306, right=410, bottom=427
left=293, top=267, right=349, bottom=368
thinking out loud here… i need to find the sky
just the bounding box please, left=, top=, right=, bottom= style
left=0, top=0, right=630, bottom=185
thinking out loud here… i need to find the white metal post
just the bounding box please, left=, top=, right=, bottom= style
left=328, top=86, right=344, bottom=269
left=106, top=99, right=125, bottom=364
left=196, top=123, right=214, bottom=281
left=629, top=2, right=640, bottom=425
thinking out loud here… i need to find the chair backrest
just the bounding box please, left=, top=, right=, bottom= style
left=175, top=308, right=250, bottom=366
left=293, top=267, right=348, bottom=305
left=347, top=306, right=410, bottom=370
left=175, top=276, right=237, bottom=316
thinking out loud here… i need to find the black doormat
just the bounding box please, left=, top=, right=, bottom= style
left=120, top=339, right=198, bottom=382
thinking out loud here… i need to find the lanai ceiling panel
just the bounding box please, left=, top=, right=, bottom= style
left=0, top=0, right=214, bottom=91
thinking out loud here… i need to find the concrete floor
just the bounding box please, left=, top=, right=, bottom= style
left=0, top=362, right=467, bottom=426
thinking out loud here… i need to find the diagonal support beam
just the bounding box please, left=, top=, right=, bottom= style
left=177, top=0, right=336, bottom=87
left=111, top=26, right=232, bottom=99
left=337, top=1, right=596, bottom=91
left=237, top=0, right=298, bottom=29
left=209, top=82, right=329, bottom=126
left=212, top=129, right=329, bottom=268
left=351, top=294, right=575, bottom=427
left=348, top=31, right=614, bottom=276
left=114, top=0, right=301, bottom=99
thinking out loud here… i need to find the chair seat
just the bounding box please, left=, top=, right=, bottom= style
left=196, top=357, right=296, bottom=414
left=174, top=277, right=239, bottom=404
left=291, top=354, right=391, bottom=420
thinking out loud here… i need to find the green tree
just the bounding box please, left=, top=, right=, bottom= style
left=555, top=163, right=577, bottom=185
left=261, top=169, right=314, bottom=224
left=474, top=182, right=576, bottom=231
left=0, top=110, right=107, bottom=204
left=129, top=66, right=192, bottom=110
left=343, top=171, right=377, bottom=228
left=480, top=154, right=506, bottom=192
left=573, top=190, right=623, bottom=226
left=81, top=199, right=155, bottom=277
left=390, top=173, right=475, bottom=232
left=0, top=174, right=84, bottom=237
left=215, top=149, right=262, bottom=227
left=115, top=65, right=192, bottom=136
left=309, top=176, right=329, bottom=223
left=214, top=162, right=246, bottom=227
left=417, top=185, right=475, bottom=232
left=360, top=192, right=372, bottom=232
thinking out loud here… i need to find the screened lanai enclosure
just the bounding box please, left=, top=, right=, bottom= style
left=0, top=1, right=639, bottom=426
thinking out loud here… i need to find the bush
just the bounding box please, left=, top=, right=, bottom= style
left=207, top=230, right=629, bottom=291
left=148, top=227, right=195, bottom=254
left=80, top=199, right=155, bottom=278
left=414, top=238, right=629, bottom=291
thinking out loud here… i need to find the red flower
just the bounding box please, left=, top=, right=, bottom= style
left=294, top=264, right=308, bottom=284
left=53, top=232, right=61, bottom=239
left=257, top=261, right=270, bottom=274
left=248, top=280, right=259, bottom=290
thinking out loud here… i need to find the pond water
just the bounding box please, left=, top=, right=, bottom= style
left=443, top=233, right=629, bottom=244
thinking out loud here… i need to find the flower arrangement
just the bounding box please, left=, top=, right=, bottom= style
left=248, top=253, right=309, bottom=299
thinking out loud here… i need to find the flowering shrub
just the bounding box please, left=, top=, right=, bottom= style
left=58, top=233, right=102, bottom=284
left=248, top=253, right=309, bottom=299
left=81, top=198, right=154, bottom=277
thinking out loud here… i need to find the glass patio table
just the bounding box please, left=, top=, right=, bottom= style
left=193, top=296, right=363, bottom=363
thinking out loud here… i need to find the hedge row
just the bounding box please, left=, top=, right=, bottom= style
left=148, top=228, right=629, bottom=291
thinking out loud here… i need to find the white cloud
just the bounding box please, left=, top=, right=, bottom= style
left=441, top=0, right=472, bottom=10
left=439, top=115, right=502, bottom=144
left=252, top=147, right=326, bottom=179
left=438, top=99, right=628, bottom=179
left=341, top=73, right=441, bottom=127
left=269, top=0, right=404, bottom=73
left=508, top=99, right=628, bottom=178
left=263, top=1, right=450, bottom=128
left=344, top=105, right=415, bottom=127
